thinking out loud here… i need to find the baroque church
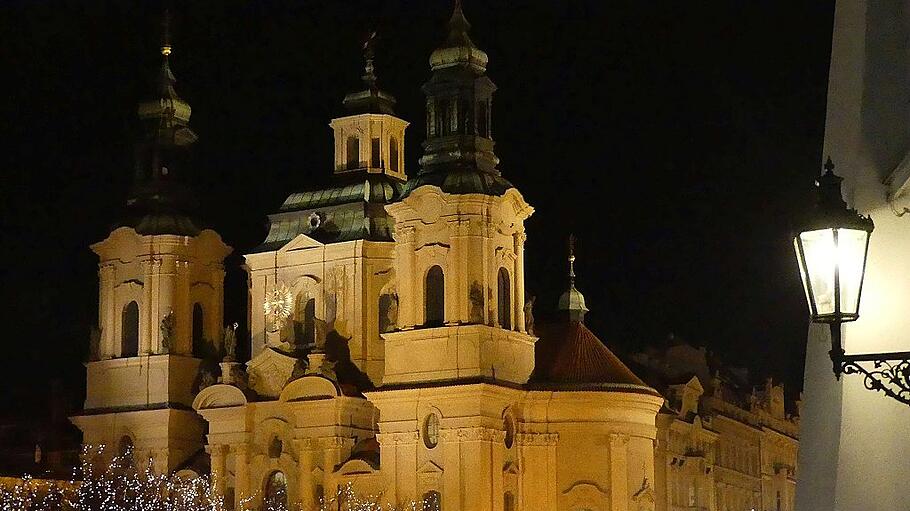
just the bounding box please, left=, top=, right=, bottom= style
left=68, top=5, right=797, bottom=511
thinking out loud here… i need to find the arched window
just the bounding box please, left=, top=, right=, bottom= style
left=422, top=490, right=441, bottom=511
left=346, top=135, right=360, bottom=169
left=497, top=268, right=511, bottom=330
left=425, top=266, right=445, bottom=327
left=263, top=471, right=288, bottom=511
left=379, top=293, right=398, bottom=334
left=390, top=137, right=399, bottom=172
left=121, top=301, right=139, bottom=357
left=436, top=99, right=450, bottom=136
left=192, top=303, right=205, bottom=357
left=503, top=492, right=515, bottom=511
left=294, top=295, right=316, bottom=347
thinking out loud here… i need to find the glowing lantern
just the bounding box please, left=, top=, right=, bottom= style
left=793, top=158, right=873, bottom=325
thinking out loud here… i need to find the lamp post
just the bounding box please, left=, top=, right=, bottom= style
left=794, top=158, right=910, bottom=405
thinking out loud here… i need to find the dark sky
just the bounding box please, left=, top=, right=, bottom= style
left=0, top=1, right=833, bottom=417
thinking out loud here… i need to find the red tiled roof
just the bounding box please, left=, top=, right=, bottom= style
left=532, top=321, right=648, bottom=386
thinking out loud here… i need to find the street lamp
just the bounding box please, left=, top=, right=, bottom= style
left=794, top=158, right=910, bottom=405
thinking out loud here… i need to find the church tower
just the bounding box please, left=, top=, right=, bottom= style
left=243, top=33, right=409, bottom=391
left=365, top=4, right=538, bottom=509
left=381, top=1, right=535, bottom=386
left=71, top=16, right=232, bottom=473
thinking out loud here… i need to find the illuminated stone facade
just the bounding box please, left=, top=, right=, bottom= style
left=633, top=343, right=799, bottom=511
left=71, top=5, right=800, bottom=511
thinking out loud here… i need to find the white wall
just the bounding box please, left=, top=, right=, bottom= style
left=796, top=1, right=910, bottom=509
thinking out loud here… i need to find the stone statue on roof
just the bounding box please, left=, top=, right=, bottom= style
left=223, top=322, right=238, bottom=361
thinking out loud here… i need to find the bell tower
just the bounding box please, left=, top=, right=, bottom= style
left=381, top=2, right=535, bottom=386
left=329, top=32, right=408, bottom=182
left=71, top=14, right=232, bottom=473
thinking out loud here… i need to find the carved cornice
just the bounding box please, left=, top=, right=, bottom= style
left=516, top=432, right=558, bottom=446
left=439, top=427, right=505, bottom=443
left=376, top=432, right=419, bottom=446
left=317, top=437, right=351, bottom=450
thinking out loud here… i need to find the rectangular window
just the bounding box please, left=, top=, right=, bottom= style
left=478, top=101, right=489, bottom=137
left=390, top=137, right=399, bottom=172
left=371, top=137, right=381, bottom=168
left=346, top=136, right=360, bottom=170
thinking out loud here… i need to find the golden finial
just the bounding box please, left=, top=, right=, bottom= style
left=160, top=10, right=172, bottom=56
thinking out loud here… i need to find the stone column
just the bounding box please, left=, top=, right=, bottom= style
left=156, top=254, right=178, bottom=355
left=293, top=439, right=315, bottom=510
left=99, top=263, right=116, bottom=358
left=231, top=444, right=250, bottom=509
left=206, top=444, right=228, bottom=497
left=610, top=433, right=630, bottom=511
left=397, top=227, right=417, bottom=329
left=513, top=232, right=526, bottom=333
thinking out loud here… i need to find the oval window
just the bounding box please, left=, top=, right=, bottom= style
left=423, top=413, right=440, bottom=449
left=503, top=416, right=515, bottom=449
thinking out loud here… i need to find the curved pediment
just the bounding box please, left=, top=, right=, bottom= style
left=335, top=458, right=378, bottom=476
left=279, top=375, right=340, bottom=402
left=193, top=384, right=247, bottom=410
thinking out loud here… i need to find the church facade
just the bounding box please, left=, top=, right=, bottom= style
left=70, top=6, right=796, bottom=511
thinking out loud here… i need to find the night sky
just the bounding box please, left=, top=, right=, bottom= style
left=0, top=1, right=834, bottom=418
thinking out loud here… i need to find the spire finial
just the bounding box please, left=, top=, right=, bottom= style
left=362, top=31, right=378, bottom=90
left=446, top=0, right=475, bottom=48
left=558, top=234, right=588, bottom=322
left=160, top=9, right=172, bottom=56
left=568, top=234, right=577, bottom=287
left=824, top=156, right=835, bottom=173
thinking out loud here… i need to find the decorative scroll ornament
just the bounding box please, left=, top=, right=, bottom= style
left=842, top=356, right=910, bottom=406
left=264, top=282, right=293, bottom=333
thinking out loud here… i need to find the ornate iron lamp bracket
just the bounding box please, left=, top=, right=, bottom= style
left=829, top=323, right=910, bottom=405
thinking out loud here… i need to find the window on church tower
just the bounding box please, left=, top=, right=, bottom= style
left=192, top=303, right=205, bottom=358
left=425, top=266, right=445, bottom=327
left=422, top=490, right=441, bottom=511
left=371, top=137, right=381, bottom=168
left=121, top=301, right=139, bottom=357
left=503, top=492, right=515, bottom=511
left=478, top=101, right=489, bottom=137
left=436, top=100, right=450, bottom=136
left=497, top=268, right=511, bottom=330
left=390, top=137, right=399, bottom=172
left=346, top=135, right=360, bottom=169
left=263, top=471, right=288, bottom=510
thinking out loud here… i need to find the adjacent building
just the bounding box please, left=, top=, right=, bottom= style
left=633, top=341, right=799, bottom=511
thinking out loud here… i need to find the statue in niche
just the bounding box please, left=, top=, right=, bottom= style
left=379, top=293, right=398, bottom=333
left=469, top=281, right=484, bottom=324
left=160, top=310, right=175, bottom=354
left=223, top=322, right=238, bottom=361
left=487, top=286, right=496, bottom=325
left=524, top=295, right=536, bottom=335
left=88, top=326, right=102, bottom=361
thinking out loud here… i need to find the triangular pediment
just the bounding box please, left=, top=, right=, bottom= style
left=417, top=460, right=444, bottom=475
left=282, top=234, right=324, bottom=253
